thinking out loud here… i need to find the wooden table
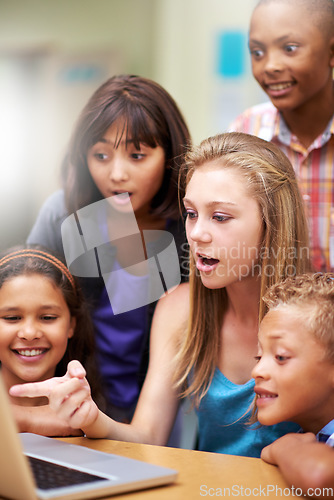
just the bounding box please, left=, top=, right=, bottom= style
left=59, top=437, right=296, bottom=499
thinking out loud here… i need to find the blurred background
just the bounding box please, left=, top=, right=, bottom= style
left=0, top=0, right=265, bottom=251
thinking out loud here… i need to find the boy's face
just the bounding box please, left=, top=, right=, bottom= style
left=249, top=2, right=334, bottom=113
left=252, top=306, right=334, bottom=434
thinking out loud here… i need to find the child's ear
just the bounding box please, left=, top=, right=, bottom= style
left=68, top=317, right=76, bottom=339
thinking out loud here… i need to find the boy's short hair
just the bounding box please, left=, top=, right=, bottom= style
left=255, top=0, right=334, bottom=38
left=263, top=273, right=334, bottom=362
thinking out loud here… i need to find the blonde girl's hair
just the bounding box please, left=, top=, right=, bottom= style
left=174, top=132, right=311, bottom=406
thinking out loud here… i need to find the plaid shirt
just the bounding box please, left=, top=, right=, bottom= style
left=229, top=102, right=334, bottom=272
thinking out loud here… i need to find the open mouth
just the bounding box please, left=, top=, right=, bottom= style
left=13, top=348, right=48, bottom=358
left=196, top=254, right=220, bottom=272
left=201, top=256, right=220, bottom=266
left=264, top=81, right=296, bottom=99
left=255, top=388, right=278, bottom=404
left=266, top=82, right=294, bottom=91
left=112, top=191, right=131, bottom=196
left=111, top=191, right=132, bottom=205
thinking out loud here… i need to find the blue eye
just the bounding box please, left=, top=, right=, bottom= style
left=213, top=214, right=229, bottom=222
left=184, top=210, right=197, bottom=220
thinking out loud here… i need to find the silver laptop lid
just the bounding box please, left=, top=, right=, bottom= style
left=0, top=373, right=177, bottom=500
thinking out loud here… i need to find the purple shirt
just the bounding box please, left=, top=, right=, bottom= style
left=93, top=261, right=149, bottom=408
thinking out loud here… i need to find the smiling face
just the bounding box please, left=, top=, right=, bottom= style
left=87, top=120, right=166, bottom=221
left=183, top=163, right=263, bottom=289
left=0, top=274, right=75, bottom=390
left=252, top=306, right=334, bottom=433
left=249, top=2, right=334, bottom=113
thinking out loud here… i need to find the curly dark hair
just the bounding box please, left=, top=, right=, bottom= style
left=263, top=272, right=334, bottom=361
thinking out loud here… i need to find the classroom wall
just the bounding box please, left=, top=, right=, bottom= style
left=153, top=0, right=263, bottom=143
left=0, top=0, right=264, bottom=251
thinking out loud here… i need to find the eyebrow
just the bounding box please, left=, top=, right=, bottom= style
left=262, top=334, right=284, bottom=342
left=97, top=137, right=135, bottom=146
left=0, top=305, right=63, bottom=312
left=0, top=306, right=19, bottom=313
left=249, top=33, right=296, bottom=46
left=182, top=198, right=237, bottom=208
left=39, top=305, right=63, bottom=311
left=248, top=38, right=264, bottom=47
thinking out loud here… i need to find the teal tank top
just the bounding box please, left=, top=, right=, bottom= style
left=195, top=368, right=300, bottom=457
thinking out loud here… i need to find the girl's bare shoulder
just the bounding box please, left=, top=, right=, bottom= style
left=159, top=282, right=190, bottom=312
left=152, top=283, right=190, bottom=334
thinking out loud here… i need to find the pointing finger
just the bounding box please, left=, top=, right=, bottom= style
left=67, top=360, right=86, bottom=379
left=9, top=377, right=61, bottom=399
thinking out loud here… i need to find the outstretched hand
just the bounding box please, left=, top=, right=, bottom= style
left=10, top=360, right=99, bottom=431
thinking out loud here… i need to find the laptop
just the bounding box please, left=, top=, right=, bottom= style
left=0, top=374, right=177, bottom=500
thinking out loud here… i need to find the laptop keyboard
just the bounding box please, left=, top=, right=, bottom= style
left=28, top=455, right=109, bottom=490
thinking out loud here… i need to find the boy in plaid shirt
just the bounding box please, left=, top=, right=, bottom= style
left=229, top=0, right=334, bottom=272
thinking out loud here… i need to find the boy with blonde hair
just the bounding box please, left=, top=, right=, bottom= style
left=229, top=0, right=334, bottom=272
left=252, top=273, right=334, bottom=495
